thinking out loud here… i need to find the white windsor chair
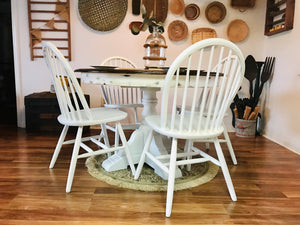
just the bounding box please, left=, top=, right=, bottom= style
left=176, top=56, right=238, bottom=165
left=100, top=57, right=143, bottom=126
left=134, top=38, right=245, bottom=217
left=42, top=42, right=135, bottom=193
left=99, top=56, right=143, bottom=145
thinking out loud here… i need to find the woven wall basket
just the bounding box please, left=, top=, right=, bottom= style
left=205, top=1, right=226, bottom=24
left=227, top=19, right=249, bottom=43
left=191, top=28, right=217, bottom=44
left=78, top=0, right=128, bottom=31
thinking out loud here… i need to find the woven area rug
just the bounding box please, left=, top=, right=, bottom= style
left=86, top=155, right=219, bottom=192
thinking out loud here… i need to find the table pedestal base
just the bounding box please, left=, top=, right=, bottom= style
left=102, top=87, right=182, bottom=180
left=102, top=125, right=182, bottom=180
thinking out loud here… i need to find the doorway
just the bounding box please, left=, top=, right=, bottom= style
left=0, top=0, right=17, bottom=126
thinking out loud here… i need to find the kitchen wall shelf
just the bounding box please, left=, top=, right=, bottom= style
left=27, top=0, right=71, bottom=60
left=264, top=0, right=295, bottom=36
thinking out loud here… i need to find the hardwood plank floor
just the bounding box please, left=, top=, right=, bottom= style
left=0, top=126, right=300, bottom=224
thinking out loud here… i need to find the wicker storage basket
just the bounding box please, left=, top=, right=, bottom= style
left=78, top=0, right=127, bottom=31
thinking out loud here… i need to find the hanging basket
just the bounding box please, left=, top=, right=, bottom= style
left=191, top=28, right=217, bottom=44
left=78, top=0, right=127, bottom=31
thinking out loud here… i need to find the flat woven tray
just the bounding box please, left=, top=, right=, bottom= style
left=191, top=28, right=217, bottom=44
left=78, top=0, right=127, bottom=31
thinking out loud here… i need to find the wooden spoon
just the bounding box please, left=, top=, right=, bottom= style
left=170, top=0, right=184, bottom=15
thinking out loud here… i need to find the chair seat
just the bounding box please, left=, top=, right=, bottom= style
left=58, top=108, right=127, bottom=126
left=145, top=114, right=224, bottom=140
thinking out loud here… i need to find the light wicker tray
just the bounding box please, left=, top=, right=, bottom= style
left=191, top=28, right=217, bottom=44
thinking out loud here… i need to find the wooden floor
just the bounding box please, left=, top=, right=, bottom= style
left=0, top=126, right=300, bottom=224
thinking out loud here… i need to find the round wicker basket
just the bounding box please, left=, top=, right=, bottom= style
left=205, top=1, right=226, bottom=24
left=168, top=20, right=188, bottom=42
left=184, top=4, right=200, bottom=20
left=78, top=0, right=127, bottom=31
left=227, top=19, right=249, bottom=43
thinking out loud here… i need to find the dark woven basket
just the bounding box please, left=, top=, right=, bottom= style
left=205, top=1, right=226, bottom=24
left=78, top=0, right=127, bottom=31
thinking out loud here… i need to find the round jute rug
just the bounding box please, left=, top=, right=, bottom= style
left=86, top=155, right=219, bottom=192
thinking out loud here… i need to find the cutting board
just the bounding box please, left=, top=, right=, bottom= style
left=142, top=0, right=168, bottom=23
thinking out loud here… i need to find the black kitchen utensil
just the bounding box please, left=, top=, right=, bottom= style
left=253, top=61, right=264, bottom=105
left=244, top=55, right=258, bottom=98
left=254, top=57, right=275, bottom=106
left=230, top=102, right=236, bottom=127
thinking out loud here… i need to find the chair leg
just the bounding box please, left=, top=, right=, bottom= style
left=183, top=140, right=192, bottom=171
left=213, top=138, right=237, bottom=201
left=100, top=124, right=110, bottom=147
left=66, top=126, right=83, bottom=193
left=205, top=142, right=210, bottom=151
left=116, top=122, right=136, bottom=175
left=133, top=107, right=139, bottom=124
left=223, top=128, right=237, bottom=165
left=180, top=141, right=188, bottom=170
left=101, top=124, right=112, bottom=156
left=166, top=137, right=178, bottom=217
left=49, top=125, right=69, bottom=168
left=114, top=125, right=120, bottom=147
left=134, top=130, right=153, bottom=180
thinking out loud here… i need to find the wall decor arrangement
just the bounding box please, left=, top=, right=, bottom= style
left=133, top=0, right=256, bottom=44
left=264, top=0, right=295, bottom=36
left=74, top=0, right=254, bottom=46
left=27, top=0, right=71, bottom=60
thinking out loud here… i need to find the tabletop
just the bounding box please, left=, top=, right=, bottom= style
left=75, top=66, right=217, bottom=88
